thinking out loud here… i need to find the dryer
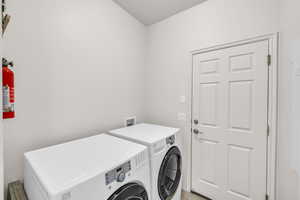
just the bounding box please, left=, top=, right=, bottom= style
left=109, top=123, right=182, bottom=200
left=24, top=134, right=151, bottom=200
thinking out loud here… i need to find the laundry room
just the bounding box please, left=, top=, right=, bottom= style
left=0, top=0, right=300, bottom=199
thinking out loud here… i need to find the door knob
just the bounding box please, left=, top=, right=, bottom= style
left=193, top=129, right=203, bottom=135
left=194, top=119, right=199, bottom=125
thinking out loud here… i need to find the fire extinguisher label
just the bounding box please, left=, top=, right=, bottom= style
left=3, top=85, right=14, bottom=112
left=3, top=85, right=10, bottom=111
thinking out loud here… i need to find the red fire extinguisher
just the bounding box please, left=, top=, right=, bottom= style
left=2, top=58, right=15, bottom=119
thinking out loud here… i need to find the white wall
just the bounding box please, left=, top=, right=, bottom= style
left=3, top=0, right=146, bottom=187
left=145, top=0, right=283, bottom=195
left=278, top=0, right=300, bottom=199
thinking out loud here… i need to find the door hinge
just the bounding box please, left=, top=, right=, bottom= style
left=267, top=124, right=270, bottom=136
left=268, top=55, right=271, bottom=66
left=266, top=194, right=269, bottom=200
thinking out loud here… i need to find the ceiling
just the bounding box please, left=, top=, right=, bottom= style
left=113, top=0, right=206, bottom=25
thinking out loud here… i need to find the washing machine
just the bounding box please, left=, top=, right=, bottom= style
left=109, top=123, right=182, bottom=200
left=24, top=134, right=151, bottom=200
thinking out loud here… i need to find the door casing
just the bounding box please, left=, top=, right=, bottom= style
left=185, top=33, right=278, bottom=200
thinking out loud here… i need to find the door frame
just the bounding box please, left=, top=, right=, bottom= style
left=185, top=33, right=279, bottom=200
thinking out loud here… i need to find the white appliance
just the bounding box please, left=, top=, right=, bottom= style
left=24, top=134, right=151, bottom=200
left=109, top=123, right=182, bottom=200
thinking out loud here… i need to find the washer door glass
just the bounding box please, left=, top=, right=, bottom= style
left=158, top=146, right=182, bottom=200
left=108, top=182, right=148, bottom=200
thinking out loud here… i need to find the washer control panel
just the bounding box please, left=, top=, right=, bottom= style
left=166, top=135, right=175, bottom=145
left=105, top=161, right=131, bottom=185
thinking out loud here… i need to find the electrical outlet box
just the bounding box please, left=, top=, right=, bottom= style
left=125, top=116, right=136, bottom=127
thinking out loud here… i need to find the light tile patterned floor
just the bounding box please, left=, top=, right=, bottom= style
left=181, top=191, right=209, bottom=200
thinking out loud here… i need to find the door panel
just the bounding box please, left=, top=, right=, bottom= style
left=229, top=80, right=253, bottom=131
left=229, top=53, right=254, bottom=72
left=192, top=40, right=269, bottom=200
left=200, top=59, right=219, bottom=74
left=227, top=145, right=251, bottom=198
left=197, top=139, right=218, bottom=186
left=199, top=83, right=218, bottom=127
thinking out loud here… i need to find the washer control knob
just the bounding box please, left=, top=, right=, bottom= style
left=117, top=172, right=126, bottom=182
left=167, top=136, right=175, bottom=145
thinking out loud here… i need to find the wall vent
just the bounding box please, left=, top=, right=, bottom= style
left=125, top=116, right=136, bottom=127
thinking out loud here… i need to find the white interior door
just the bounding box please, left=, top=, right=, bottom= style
left=191, top=40, right=269, bottom=200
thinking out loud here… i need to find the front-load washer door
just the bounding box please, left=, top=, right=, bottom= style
left=108, top=182, right=148, bottom=200
left=158, top=146, right=182, bottom=200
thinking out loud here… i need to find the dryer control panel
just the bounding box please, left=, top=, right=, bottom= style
left=105, top=161, right=131, bottom=185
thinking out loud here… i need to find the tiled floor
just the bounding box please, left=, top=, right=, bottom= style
left=181, top=191, right=209, bottom=200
